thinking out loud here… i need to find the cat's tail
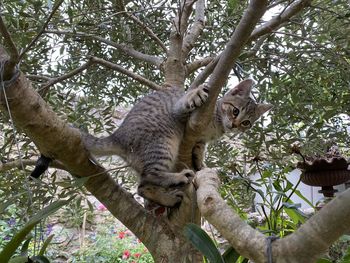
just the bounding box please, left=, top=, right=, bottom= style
left=82, top=132, right=125, bottom=158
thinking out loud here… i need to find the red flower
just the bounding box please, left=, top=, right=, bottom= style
left=118, top=231, right=126, bottom=239
left=122, top=250, right=131, bottom=259
left=133, top=252, right=141, bottom=258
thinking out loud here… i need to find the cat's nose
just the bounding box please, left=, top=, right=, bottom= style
left=231, top=122, right=237, bottom=128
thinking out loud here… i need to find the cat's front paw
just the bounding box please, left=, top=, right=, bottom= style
left=186, top=84, right=209, bottom=110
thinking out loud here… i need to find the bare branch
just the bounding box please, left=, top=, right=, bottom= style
left=90, top=57, right=161, bottom=90
left=189, top=56, right=219, bottom=89
left=39, top=58, right=95, bottom=95
left=18, top=0, right=64, bottom=61
left=185, top=56, right=214, bottom=75
left=124, top=12, right=168, bottom=53
left=0, top=158, right=66, bottom=172
left=249, top=0, right=312, bottom=42
left=182, top=0, right=205, bottom=57
left=45, top=30, right=163, bottom=67
left=38, top=57, right=161, bottom=94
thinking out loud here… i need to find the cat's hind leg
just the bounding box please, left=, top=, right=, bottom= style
left=138, top=169, right=195, bottom=207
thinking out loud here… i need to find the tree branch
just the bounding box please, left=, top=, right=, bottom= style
left=18, top=0, right=64, bottom=62
left=182, top=0, right=205, bottom=57
left=124, top=12, right=168, bottom=53
left=249, top=0, right=312, bottom=42
left=190, top=0, right=311, bottom=88
left=0, top=68, right=189, bottom=261
left=90, top=57, right=162, bottom=90
left=0, top=16, right=19, bottom=79
left=196, top=168, right=350, bottom=263
left=0, top=158, right=66, bottom=172
left=38, top=56, right=161, bottom=94
left=185, top=56, right=214, bottom=75
left=45, top=30, right=163, bottom=67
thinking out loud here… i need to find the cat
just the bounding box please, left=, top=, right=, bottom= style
left=82, top=79, right=272, bottom=207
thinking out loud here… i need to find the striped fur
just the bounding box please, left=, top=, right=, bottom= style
left=83, top=80, right=272, bottom=207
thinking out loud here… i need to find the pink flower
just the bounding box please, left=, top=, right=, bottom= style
left=133, top=252, right=141, bottom=258
left=97, top=203, right=107, bottom=211
left=118, top=231, right=126, bottom=239
left=122, top=250, right=131, bottom=259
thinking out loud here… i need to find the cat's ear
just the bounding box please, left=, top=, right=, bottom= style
left=256, top=103, right=273, bottom=116
left=229, top=79, right=254, bottom=97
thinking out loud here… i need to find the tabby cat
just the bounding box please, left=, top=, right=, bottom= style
left=83, top=79, right=272, bottom=207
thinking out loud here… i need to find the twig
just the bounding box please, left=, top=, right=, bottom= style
left=18, top=0, right=64, bottom=61
left=39, top=58, right=95, bottom=95
left=0, top=158, right=67, bottom=172
left=45, top=30, right=163, bottom=67
left=185, top=56, right=214, bottom=75
left=90, top=57, right=162, bottom=90
left=39, top=56, right=161, bottom=94
left=124, top=12, right=167, bottom=53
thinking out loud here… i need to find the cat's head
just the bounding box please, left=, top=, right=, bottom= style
left=219, top=79, right=272, bottom=132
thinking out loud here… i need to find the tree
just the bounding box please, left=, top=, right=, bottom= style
left=0, top=0, right=349, bottom=262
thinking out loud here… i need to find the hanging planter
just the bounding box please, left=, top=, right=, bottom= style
left=297, top=156, right=350, bottom=197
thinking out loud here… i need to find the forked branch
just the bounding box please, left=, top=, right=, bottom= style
left=196, top=168, right=350, bottom=263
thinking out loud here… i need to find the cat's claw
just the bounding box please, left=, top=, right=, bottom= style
left=186, top=85, right=209, bottom=109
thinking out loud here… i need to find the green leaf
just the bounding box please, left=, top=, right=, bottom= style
left=340, top=246, right=350, bottom=263
left=20, top=236, right=32, bottom=256
left=316, top=258, right=332, bottom=263
left=222, top=246, right=240, bottom=262
left=184, top=223, right=224, bottom=263
left=283, top=207, right=307, bottom=225
left=0, top=199, right=72, bottom=262
left=9, top=256, right=29, bottom=263
left=38, top=234, right=55, bottom=256
left=31, top=255, right=51, bottom=263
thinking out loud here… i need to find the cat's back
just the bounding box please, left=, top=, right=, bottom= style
left=122, top=87, right=184, bottom=127
left=115, top=87, right=185, bottom=143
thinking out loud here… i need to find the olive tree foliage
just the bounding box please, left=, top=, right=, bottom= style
left=0, top=0, right=350, bottom=262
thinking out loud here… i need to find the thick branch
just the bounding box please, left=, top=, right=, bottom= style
left=0, top=70, right=173, bottom=257
left=45, top=30, right=163, bottom=67
left=182, top=0, right=205, bottom=58
left=179, top=0, right=268, bottom=168
left=196, top=168, right=350, bottom=263
left=195, top=168, right=266, bottom=262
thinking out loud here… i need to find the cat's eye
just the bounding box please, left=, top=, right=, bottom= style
left=241, top=120, right=251, bottom=127
left=232, top=107, right=239, bottom=116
